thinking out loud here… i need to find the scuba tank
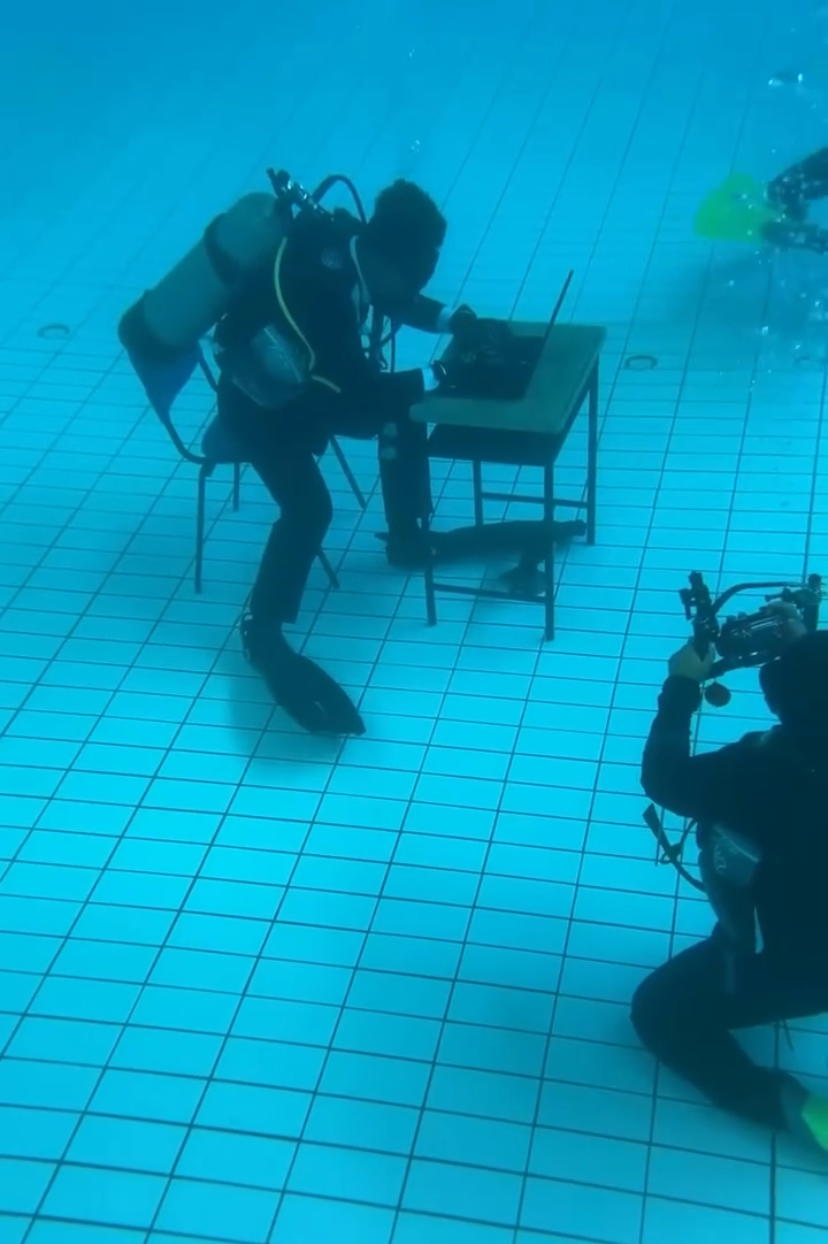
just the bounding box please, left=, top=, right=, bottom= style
left=117, top=169, right=369, bottom=421
left=119, top=192, right=286, bottom=361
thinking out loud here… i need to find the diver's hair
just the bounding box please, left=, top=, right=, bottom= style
left=762, top=630, right=828, bottom=729
left=363, top=180, right=447, bottom=271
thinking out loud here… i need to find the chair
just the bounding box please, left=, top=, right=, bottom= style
left=410, top=322, right=605, bottom=641
left=152, top=354, right=367, bottom=593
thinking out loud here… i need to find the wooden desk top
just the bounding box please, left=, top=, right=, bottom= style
left=411, top=321, right=606, bottom=435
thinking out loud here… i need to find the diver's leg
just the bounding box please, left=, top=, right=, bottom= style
left=218, top=382, right=364, bottom=734
left=632, top=934, right=828, bottom=1146
left=378, top=412, right=433, bottom=567
left=768, top=148, right=828, bottom=219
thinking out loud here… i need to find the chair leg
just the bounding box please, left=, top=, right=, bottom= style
left=543, top=462, right=555, bottom=641
left=472, top=459, right=484, bottom=528
left=195, top=465, right=210, bottom=594
left=317, top=549, right=340, bottom=591
left=232, top=463, right=241, bottom=512
left=587, top=366, right=598, bottom=545
left=331, top=436, right=367, bottom=510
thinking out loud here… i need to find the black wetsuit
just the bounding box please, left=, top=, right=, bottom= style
left=215, top=209, right=444, bottom=628
left=767, top=148, right=828, bottom=253
left=635, top=675, right=828, bottom=1129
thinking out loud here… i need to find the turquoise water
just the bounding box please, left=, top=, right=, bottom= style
left=1, top=0, right=828, bottom=1240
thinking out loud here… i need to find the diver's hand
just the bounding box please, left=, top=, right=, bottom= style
left=447, top=306, right=478, bottom=344
left=767, top=600, right=808, bottom=646
left=431, top=357, right=473, bottom=393
left=668, top=641, right=715, bottom=683
left=448, top=308, right=512, bottom=352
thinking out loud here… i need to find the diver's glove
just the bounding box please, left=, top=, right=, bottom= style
left=448, top=307, right=513, bottom=353
left=241, top=617, right=365, bottom=735
left=431, top=356, right=475, bottom=394
left=447, top=306, right=481, bottom=346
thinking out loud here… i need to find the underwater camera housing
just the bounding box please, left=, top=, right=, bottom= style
left=681, top=570, right=822, bottom=707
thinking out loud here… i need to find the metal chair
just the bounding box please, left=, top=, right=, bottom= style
left=153, top=354, right=367, bottom=593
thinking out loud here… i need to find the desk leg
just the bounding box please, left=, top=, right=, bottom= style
left=472, top=460, right=484, bottom=528
left=421, top=510, right=437, bottom=627
left=587, top=365, right=598, bottom=545
left=543, top=461, right=555, bottom=641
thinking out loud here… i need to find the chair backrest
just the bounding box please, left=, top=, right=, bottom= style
left=153, top=348, right=218, bottom=466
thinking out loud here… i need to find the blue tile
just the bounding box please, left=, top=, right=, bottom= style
left=2, top=862, right=96, bottom=902
left=176, top=1128, right=295, bottom=1189
left=394, top=1215, right=513, bottom=1244
left=42, top=1165, right=165, bottom=1228
left=0, top=1156, right=55, bottom=1213
left=404, top=1158, right=522, bottom=1225
left=427, top=1065, right=537, bottom=1124
left=334, top=1008, right=441, bottom=1061
left=372, top=898, right=470, bottom=942
left=9, top=1017, right=120, bottom=1065
left=276, top=886, right=376, bottom=929
left=249, top=958, right=351, bottom=1006
left=467, top=908, right=567, bottom=955
left=149, top=946, right=252, bottom=993
left=438, top=1021, right=546, bottom=1078
left=126, top=807, right=219, bottom=843
left=51, top=939, right=155, bottom=982
left=216, top=1037, right=325, bottom=1091
left=347, top=970, right=451, bottom=1018
left=273, top=1194, right=393, bottom=1244
left=186, top=878, right=283, bottom=920
left=521, top=1176, right=643, bottom=1242
left=171, top=912, right=269, bottom=956
left=393, top=834, right=488, bottom=873
left=262, top=921, right=364, bottom=966
left=0, top=1216, right=27, bottom=1244
left=304, top=1095, right=418, bottom=1153
left=155, top=1177, right=278, bottom=1241
left=538, top=1081, right=652, bottom=1142
left=130, top=984, right=238, bottom=1034
left=92, top=871, right=189, bottom=911
left=196, top=1081, right=310, bottom=1138
left=415, top=1110, right=531, bottom=1171
left=0, top=1059, right=97, bottom=1111
left=110, top=1026, right=221, bottom=1077
left=0, top=1106, right=76, bottom=1160
left=288, top=1141, right=406, bottom=1205
left=29, top=976, right=139, bottom=1024
left=642, top=1196, right=768, bottom=1244
left=232, top=996, right=338, bottom=1046
left=359, top=932, right=462, bottom=979
left=382, top=863, right=478, bottom=906
left=529, top=1126, right=648, bottom=1192
left=0, top=971, right=40, bottom=1012
left=90, top=1069, right=204, bottom=1123
left=68, top=1116, right=185, bottom=1174
left=321, top=1051, right=430, bottom=1107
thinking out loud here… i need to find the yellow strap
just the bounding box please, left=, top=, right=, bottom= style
left=273, top=237, right=342, bottom=395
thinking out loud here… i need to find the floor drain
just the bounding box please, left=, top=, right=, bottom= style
left=37, top=323, right=72, bottom=340
left=624, top=354, right=658, bottom=370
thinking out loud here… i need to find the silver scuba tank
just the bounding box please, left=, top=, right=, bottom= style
left=120, top=192, right=286, bottom=358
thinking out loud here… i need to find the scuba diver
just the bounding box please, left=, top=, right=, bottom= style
left=694, top=148, right=828, bottom=251
left=119, top=172, right=491, bottom=735
left=634, top=621, right=828, bottom=1151
left=763, top=147, right=828, bottom=252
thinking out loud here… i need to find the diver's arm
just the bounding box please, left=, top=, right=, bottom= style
left=641, top=676, right=743, bottom=822
left=396, top=295, right=447, bottom=333
left=310, top=291, right=431, bottom=406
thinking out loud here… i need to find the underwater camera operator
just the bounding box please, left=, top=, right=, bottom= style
left=634, top=579, right=828, bottom=1150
